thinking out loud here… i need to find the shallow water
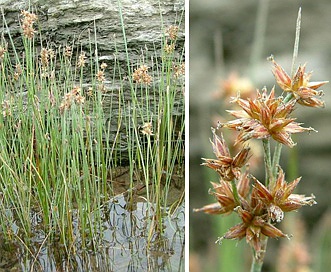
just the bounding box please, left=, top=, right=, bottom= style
left=0, top=194, right=184, bottom=272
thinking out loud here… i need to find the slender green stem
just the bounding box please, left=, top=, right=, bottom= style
left=291, top=7, right=301, bottom=77
left=271, top=9, right=301, bottom=182
left=271, top=143, right=281, bottom=182
left=231, top=179, right=240, bottom=205
left=250, top=258, right=263, bottom=272
left=250, top=232, right=269, bottom=272
left=262, top=138, right=273, bottom=186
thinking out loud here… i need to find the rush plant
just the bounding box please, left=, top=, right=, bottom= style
left=194, top=9, right=328, bottom=271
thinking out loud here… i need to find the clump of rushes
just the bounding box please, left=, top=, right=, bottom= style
left=194, top=48, right=328, bottom=272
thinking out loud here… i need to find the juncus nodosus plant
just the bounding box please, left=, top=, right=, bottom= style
left=194, top=55, right=328, bottom=271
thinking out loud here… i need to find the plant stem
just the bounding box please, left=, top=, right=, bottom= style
left=262, top=138, right=273, bottom=186
left=250, top=258, right=263, bottom=272
left=271, top=8, right=301, bottom=184
left=250, top=235, right=269, bottom=272
left=291, top=7, right=301, bottom=77
left=231, top=179, right=240, bottom=205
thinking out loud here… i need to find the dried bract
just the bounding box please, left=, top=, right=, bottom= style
left=271, top=57, right=328, bottom=107
left=223, top=87, right=315, bottom=147
left=252, top=167, right=316, bottom=222
left=201, top=128, right=250, bottom=180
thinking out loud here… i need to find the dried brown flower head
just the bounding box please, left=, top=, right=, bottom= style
left=252, top=167, right=316, bottom=222
left=173, top=63, right=185, bottom=78
left=223, top=87, right=316, bottom=147
left=100, top=62, right=108, bottom=70
left=194, top=171, right=250, bottom=215
left=64, top=46, right=72, bottom=58
left=13, top=63, right=23, bottom=81
left=21, top=10, right=38, bottom=39
left=77, top=51, right=87, bottom=68
left=223, top=206, right=287, bottom=255
left=164, top=41, right=175, bottom=54
left=40, top=48, right=49, bottom=68
left=201, top=128, right=250, bottom=181
left=271, top=57, right=328, bottom=107
left=1, top=100, right=12, bottom=117
left=96, top=70, right=105, bottom=82
left=59, top=86, right=85, bottom=114
left=166, top=25, right=179, bottom=41
left=132, top=64, right=152, bottom=85
left=140, top=122, right=154, bottom=136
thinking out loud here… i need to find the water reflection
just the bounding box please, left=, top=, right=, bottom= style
left=1, top=195, right=184, bottom=272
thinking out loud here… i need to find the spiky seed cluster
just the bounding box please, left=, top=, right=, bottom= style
left=223, top=87, right=315, bottom=148
left=132, top=64, right=152, bottom=85
left=166, top=25, right=179, bottom=41
left=202, top=128, right=250, bottom=181
left=77, top=51, right=87, bottom=68
left=40, top=48, right=49, bottom=68
left=195, top=56, right=326, bottom=256
left=64, top=46, right=72, bottom=58
left=140, top=122, right=154, bottom=136
left=59, top=86, right=85, bottom=114
left=21, top=10, right=38, bottom=39
left=13, top=63, right=23, bottom=81
left=164, top=25, right=179, bottom=54
left=252, top=168, right=316, bottom=223
left=164, top=42, right=175, bottom=54
left=95, top=62, right=108, bottom=84
left=173, top=63, right=185, bottom=78
left=194, top=171, right=250, bottom=215
left=271, top=56, right=328, bottom=108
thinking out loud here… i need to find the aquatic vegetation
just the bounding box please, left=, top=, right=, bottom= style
left=0, top=3, right=184, bottom=270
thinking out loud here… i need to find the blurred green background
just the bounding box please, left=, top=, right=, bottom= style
left=189, top=0, right=331, bottom=271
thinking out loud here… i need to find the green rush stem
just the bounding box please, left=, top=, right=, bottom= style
left=231, top=179, right=240, bottom=205
left=291, top=7, right=301, bottom=77
left=250, top=235, right=268, bottom=272
left=250, top=7, right=301, bottom=272
left=262, top=138, right=273, bottom=186
left=250, top=258, right=263, bottom=272
left=271, top=143, right=282, bottom=182
left=272, top=92, right=294, bottom=181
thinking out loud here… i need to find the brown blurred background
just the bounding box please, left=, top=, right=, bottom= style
left=189, top=0, right=331, bottom=271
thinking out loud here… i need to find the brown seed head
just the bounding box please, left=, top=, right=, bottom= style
left=132, top=64, right=152, bottom=85
left=166, top=25, right=179, bottom=41
left=21, top=10, right=38, bottom=39
left=271, top=57, right=328, bottom=108
left=201, top=128, right=250, bottom=180
left=252, top=168, right=316, bottom=222
left=223, top=87, right=315, bottom=147
left=77, top=51, right=87, bottom=68
left=224, top=206, right=286, bottom=253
